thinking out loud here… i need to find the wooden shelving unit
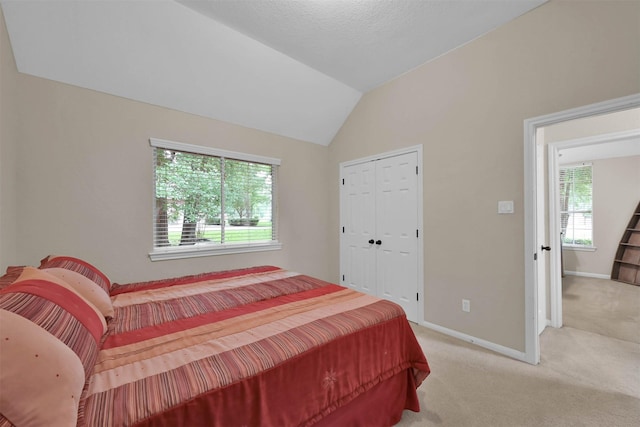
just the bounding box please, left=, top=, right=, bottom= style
left=611, top=201, right=640, bottom=286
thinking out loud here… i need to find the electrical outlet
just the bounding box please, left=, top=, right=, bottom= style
left=462, top=299, right=471, bottom=313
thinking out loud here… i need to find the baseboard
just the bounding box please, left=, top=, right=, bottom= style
left=420, top=321, right=529, bottom=363
left=564, top=271, right=611, bottom=280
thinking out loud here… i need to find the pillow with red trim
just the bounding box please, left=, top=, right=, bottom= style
left=43, top=267, right=114, bottom=319
left=0, top=310, right=86, bottom=427
left=0, top=266, right=25, bottom=291
left=0, top=268, right=107, bottom=426
left=7, top=267, right=107, bottom=339
left=39, top=255, right=111, bottom=294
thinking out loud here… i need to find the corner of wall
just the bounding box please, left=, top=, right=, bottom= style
left=0, top=6, right=19, bottom=270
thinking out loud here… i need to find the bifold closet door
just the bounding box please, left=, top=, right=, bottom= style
left=341, top=152, right=418, bottom=321
left=343, top=160, right=377, bottom=296
left=375, top=153, right=418, bottom=321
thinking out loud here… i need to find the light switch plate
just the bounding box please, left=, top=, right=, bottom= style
left=498, top=200, right=514, bottom=214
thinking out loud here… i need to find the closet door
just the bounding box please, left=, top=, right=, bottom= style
left=340, top=151, right=419, bottom=322
left=375, top=152, right=418, bottom=321
left=342, top=160, right=377, bottom=295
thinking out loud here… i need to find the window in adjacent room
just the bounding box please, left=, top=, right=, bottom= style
left=149, top=138, right=281, bottom=261
left=559, top=163, right=593, bottom=249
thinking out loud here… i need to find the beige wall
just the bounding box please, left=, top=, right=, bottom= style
left=562, top=156, right=640, bottom=276
left=0, top=9, right=332, bottom=284
left=2, top=1, right=640, bottom=355
left=0, top=9, right=18, bottom=269
left=545, top=108, right=640, bottom=142
left=328, top=0, right=640, bottom=351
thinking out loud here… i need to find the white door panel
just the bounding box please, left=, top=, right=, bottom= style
left=536, top=128, right=547, bottom=335
left=375, top=153, right=418, bottom=321
left=340, top=151, right=419, bottom=322
left=343, top=161, right=376, bottom=294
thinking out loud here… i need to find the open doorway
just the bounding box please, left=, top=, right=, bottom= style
left=544, top=115, right=640, bottom=333
left=523, top=94, right=640, bottom=365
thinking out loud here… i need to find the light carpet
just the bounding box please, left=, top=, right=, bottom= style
left=397, top=278, right=640, bottom=426
left=562, top=275, right=639, bottom=344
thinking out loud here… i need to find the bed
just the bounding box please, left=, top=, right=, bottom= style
left=0, top=257, right=430, bottom=426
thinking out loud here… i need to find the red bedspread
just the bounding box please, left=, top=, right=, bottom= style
left=80, top=266, right=430, bottom=426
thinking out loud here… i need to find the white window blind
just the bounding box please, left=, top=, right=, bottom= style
left=559, top=163, right=593, bottom=247
left=149, top=138, right=280, bottom=260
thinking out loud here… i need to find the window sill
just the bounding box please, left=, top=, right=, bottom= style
left=562, top=245, right=596, bottom=252
left=149, top=241, right=282, bottom=261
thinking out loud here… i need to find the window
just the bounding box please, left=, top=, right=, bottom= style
left=149, top=138, right=281, bottom=261
left=559, top=163, right=593, bottom=248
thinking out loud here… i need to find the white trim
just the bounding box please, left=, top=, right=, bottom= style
left=564, top=270, right=611, bottom=280
left=421, top=321, right=528, bottom=363
left=340, top=144, right=424, bottom=167
left=562, top=245, right=596, bottom=252
left=561, top=161, right=593, bottom=167
left=339, top=145, right=424, bottom=324
left=524, top=93, right=640, bottom=366
left=416, top=145, right=424, bottom=326
left=149, top=241, right=282, bottom=261
left=555, top=129, right=640, bottom=152
left=150, top=137, right=282, bottom=166
left=548, top=126, right=638, bottom=328
left=149, top=137, right=281, bottom=261
left=547, top=144, right=563, bottom=328
left=523, top=111, right=539, bottom=365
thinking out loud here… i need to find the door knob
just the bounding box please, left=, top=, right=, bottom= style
left=541, top=245, right=551, bottom=251
left=376, top=240, right=382, bottom=245
left=368, top=239, right=375, bottom=244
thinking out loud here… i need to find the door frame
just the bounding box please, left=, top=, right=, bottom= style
left=523, top=93, right=640, bottom=365
left=547, top=127, right=640, bottom=328
left=339, top=145, right=424, bottom=323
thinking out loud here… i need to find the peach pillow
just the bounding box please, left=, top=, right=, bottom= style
left=0, top=309, right=86, bottom=427
left=0, top=267, right=110, bottom=425
left=15, top=267, right=107, bottom=335
left=43, top=267, right=114, bottom=319
left=39, top=255, right=111, bottom=293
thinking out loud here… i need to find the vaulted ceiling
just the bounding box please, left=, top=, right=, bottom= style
left=1, top=0, right=547, bottom=145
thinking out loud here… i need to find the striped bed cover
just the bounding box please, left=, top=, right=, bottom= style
left=80, top=266, right=430, bottom=426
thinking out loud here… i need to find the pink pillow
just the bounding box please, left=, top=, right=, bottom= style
left=0, top=268, right=107, bottom=426
left=43, top=267, right=114, bottom=319
left=0, top=310, right=86, bottom=427
left=0, top=267, right=106, bottom=361
left=39, top=255, right=111, bottom=294
left=0, top=266, right=25, bottom=291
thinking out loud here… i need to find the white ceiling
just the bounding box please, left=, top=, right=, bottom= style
left=177, top=0, right=547, bottom=92
left=559, top=137, right=640, bottom=165
left=1, top=0, right=547, bottom=145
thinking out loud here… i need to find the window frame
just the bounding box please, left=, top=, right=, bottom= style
left=559, top=162, right=595, bottom=251
left=149, top=138, right=282, bottom=261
